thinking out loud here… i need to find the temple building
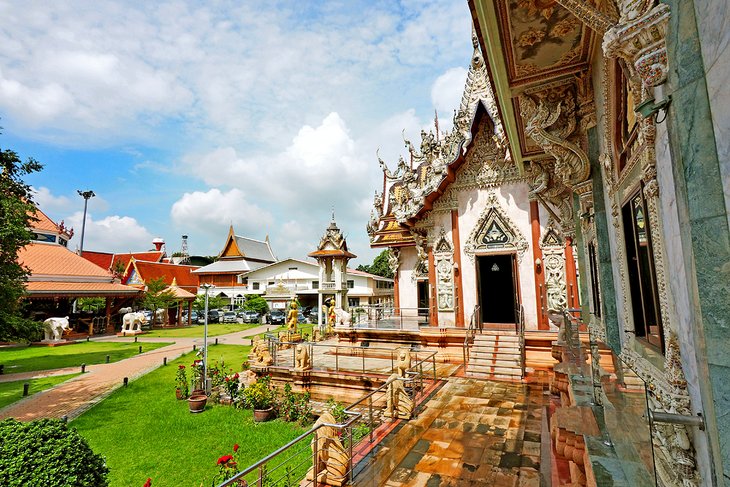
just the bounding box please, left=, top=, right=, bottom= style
left=192, top=226, right=277, bottom=306
left=367, top=1, right=729, bottom=485
left=18, top=208, right=141, bottom=335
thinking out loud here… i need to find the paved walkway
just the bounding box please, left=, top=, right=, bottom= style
left=355, top=376, right=550, bottom=487
left=0, top=324, right=273, bottom=421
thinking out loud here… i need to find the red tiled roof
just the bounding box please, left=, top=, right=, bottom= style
left=19, top=243, right=113, bottom=278
left=127, top=260, right=200, bottom=292
left=30, top=207, right=60, bottom=233
left=81, top=251, right=115, bottom=270
left=25, top=281, right=142, bottom=297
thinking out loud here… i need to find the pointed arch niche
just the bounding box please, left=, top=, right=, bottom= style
left=464, top=192, right=529, bottom=263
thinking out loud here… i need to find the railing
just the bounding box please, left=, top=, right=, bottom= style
left=462, top=305, right=480, bottom=366
left=265, top=334, right=438, bottom=380
left=515, top=305, right=526, bottom=378
left=321, top=281, right=338, bottom=290
left=347, top=305, right=430, bottom=330
left=218, top=350, right=439, bottom=487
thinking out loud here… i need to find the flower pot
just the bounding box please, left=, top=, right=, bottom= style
left=175, top=388, right=187, bottom=400
left=191, top=388, right=205, bottom=396
left=253, top=407, right=274, bottom=422
left=188, top=394, right=208, bottom=413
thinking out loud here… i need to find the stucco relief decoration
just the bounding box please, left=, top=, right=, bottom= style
left=433, top=228, right=455, bottom=311
left=386, top=248, right=400, bottom=276
left=520, top=85, right=590, bottom=189
left=603, top=1, right=671, bottom=88
left=464, top=193, right=529, bottom=263
left=540, top=218, right=567, bottom=312
left=621, top=332, right=700, bottom=487
left=371, top=33, right=505, bottom=230
left=527, top=161, right=576, bottom=237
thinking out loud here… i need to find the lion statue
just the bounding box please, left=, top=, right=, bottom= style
left=294, top=343, right=311, bottom=371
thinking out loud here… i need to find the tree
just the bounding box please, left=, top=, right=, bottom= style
left=0, top=139, right=43, bottom=342
left=192, top=293, right=228, bottom=313
left=357, top=249, right=393, bottom=279
left=141, top=277, right=176, bottom=326
left=243, top=295, right=269, bottom=315
left=0, top=418, right=109, bottom=486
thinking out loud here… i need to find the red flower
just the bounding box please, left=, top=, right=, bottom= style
left=234, top=373, right=239, bottom=379
left=233, top=443, right=240, bottom=452
left=217, top=455, right=233, bottom=465
left=178, top=365, right=185, bottom=369
left=143, top=478, right=152, bottom=487
left=225, top=377, right=230, bottom=382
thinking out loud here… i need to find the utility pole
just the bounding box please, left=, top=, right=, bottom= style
left=76, top=190, right=95, bottom=255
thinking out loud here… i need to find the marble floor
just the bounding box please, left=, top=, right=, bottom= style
left=355, top=376, right=550, bottom=487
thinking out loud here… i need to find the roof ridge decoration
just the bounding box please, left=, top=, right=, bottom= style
left=369, top=29, right=507, bottom=237
left=463, top=192, right=529, bottom=263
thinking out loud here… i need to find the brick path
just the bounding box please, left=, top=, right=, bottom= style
left=0, top=324, right=273, bottom=422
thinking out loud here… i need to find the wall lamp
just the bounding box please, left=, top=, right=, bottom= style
left=635, top=95, right=672, bottom=123
left=535, top=258, right=542, bottom=272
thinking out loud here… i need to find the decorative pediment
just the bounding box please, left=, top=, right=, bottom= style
left=464, top=193, right=529, bottom=262
left=540, top=217, right=564, bottom=249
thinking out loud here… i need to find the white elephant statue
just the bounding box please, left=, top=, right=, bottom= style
left=43, top=317, right=71, bottom=341
left=121, top=312, right=147, bottom=334
left=333, top=307, right=352, bottom=327
left=118, top=307, right=133, bottom=315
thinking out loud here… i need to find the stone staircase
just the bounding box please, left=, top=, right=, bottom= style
left=465, top=331, right=524, bottom=380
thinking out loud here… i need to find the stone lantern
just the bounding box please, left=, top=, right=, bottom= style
left=308, top=213, right=356, bottom=329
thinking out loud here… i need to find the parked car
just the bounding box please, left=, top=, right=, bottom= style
left=270, top=310, right=286, bottom=325
left=182, top=311, right=199, bottom=323
left=241, top=310, right=260, bottom=323
left=222, top=311, right=238, bottom=323
left=207, top=310, right=220, bottom=323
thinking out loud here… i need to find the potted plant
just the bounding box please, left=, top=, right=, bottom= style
left=244, top=376, right=276, bottom=422
left=190, top=359, right=205, bottom=395
left=175, top=365, right=189, bottom=400
left=188, top=392, right=208, bottom=413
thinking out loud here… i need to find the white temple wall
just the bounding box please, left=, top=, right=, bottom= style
left=397, top=246, right=419, bottom=310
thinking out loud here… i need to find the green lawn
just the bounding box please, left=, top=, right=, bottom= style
left=72, top=344, right=306, bottom=487
left=144, top=323, right=262, bottom=338
left=0, top=373, right=81, bottom=409
left=0, top=341, right=173, bottom=374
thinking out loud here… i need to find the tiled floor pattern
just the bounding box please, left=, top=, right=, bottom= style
left=381, top=378, right=548, bottom=487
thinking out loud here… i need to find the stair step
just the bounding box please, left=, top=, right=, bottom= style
left=470, top=345, right=522, bottom=353
left=467, top=364, right=522, bottom=374
left=468, top=358, right=521, bottom=368
left=474, top=335, right=520, bottom=343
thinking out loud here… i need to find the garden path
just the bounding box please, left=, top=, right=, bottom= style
left=0, top=324, right=272, bottom=422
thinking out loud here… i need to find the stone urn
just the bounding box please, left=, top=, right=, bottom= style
left=188, top=394, right=208, bottom=413
left=253, top=407, right=274, bottom=422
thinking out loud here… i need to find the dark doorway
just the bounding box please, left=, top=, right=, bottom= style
left=417, top=280, right=429, bottom=316
left=477, top=254, right=518, bottom=323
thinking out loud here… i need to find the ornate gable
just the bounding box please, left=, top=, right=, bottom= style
left=464, top=192, right=529, bottom=262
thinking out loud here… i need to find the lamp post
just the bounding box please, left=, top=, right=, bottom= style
left=200, top=283, right=214, bottom=394
left=76, top=190, right=95, bottom=255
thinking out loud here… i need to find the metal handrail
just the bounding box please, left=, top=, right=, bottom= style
left=462, top=304, right=480, bottom=366
left=516, top=304, right=526, bottom=378
left=346, top=306, right=430, bottom=330
left=263, top=334, right=438, bottom=378
left=218, top=351, right=438, bottom=487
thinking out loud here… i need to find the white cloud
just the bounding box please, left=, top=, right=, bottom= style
left=64, top=212, right=155, bottom=254
left=32, top=186, right=73, bottom=214
left=431, top=67, right=468, bottom=131
left=170, top=188, right=274, bottom=252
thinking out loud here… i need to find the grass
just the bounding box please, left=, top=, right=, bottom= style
left=72, top=344, right=307, bottom=487
left=143, top=323, right=262, bottom=338
left=0, top=373, right=81, bottom=409
left=0, top=341, right=173, bottom=374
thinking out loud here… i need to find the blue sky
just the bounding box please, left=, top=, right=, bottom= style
left=1, top=0, right=473, bottom=265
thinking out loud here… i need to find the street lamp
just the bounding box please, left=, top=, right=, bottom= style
left=200, top=283, right=215, bottom=394
left=76, top=190, right=95, bottom=255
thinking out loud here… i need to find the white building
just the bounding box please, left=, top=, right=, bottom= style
left=236, top=258, right=393, bottom=311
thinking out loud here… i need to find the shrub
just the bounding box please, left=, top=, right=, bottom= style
left=242, top=376, right=276, bottom=410
left=325, top=398, right=348, bottom=423
left=0, top=418, right=109, bottom=487
left=278, top=383, right=311, bottom=425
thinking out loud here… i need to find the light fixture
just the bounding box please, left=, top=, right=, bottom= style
left=535, top=258, right=542, bottom=271
left=635, top=95, right=671, bottom=123
left=76, top=190, right=95, bottom=256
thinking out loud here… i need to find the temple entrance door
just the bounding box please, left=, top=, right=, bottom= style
left=477, top=254, right=518, bottom=324
left=417, top=280, right=429, bottom=316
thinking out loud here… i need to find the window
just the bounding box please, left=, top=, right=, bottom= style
left=348, top=298, right=358, bottom=308
left=268, top=281, right=275, bottom=286
left=252, top=282, right=260, bottom=290
left=347, top=280, right=354, bottom=289
left=588, top=242, right=601, bottom=318
left=312, top=280, right=319, bottom=290
left=59, top=238, right=68, bottom=247
left=622, top=186, right=663, bottom=352
left=613, top=60, right=639, bottom=173
left=34, top=233, right=56, bottom=243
